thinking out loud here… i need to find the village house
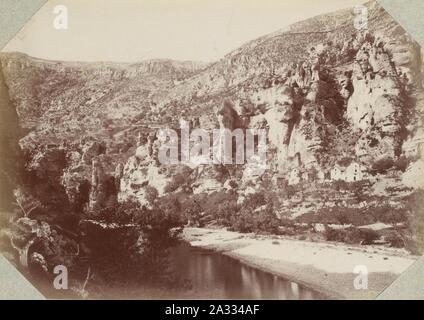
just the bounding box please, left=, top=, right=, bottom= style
left=331, top=162, right=368, bottom=182
left=330, top=165, right=345, bottom=181
left=288, top=167, right=328, bottom=185
left=287, top=161, right=368, bottom=186
left=345, top=162, right=368, bottom=182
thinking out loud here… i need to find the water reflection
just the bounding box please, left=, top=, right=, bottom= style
left=169, top=245, right=325, bottom=300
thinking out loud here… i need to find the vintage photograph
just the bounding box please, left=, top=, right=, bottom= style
left=0, top=0, right=423, bottom=300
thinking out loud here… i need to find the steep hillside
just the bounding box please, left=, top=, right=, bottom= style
left=0, top=52, right=208, bottom=142
left=154, top=0, right=423, bottom=172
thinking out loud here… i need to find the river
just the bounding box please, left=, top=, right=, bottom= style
left=167, top=244, right=326, bottom=300
left=38, top=243, right=326, bottom=299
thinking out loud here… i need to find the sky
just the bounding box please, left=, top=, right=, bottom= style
left=3, top=0, right=366, bottom=62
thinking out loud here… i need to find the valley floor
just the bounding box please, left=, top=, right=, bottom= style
left=183, top=228, right=417, bottom=300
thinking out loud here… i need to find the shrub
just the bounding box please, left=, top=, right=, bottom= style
left=372, top=157, right=394, bottom=174
left=393, top=156, right=410, bottom=172
left=203, top=191, right=238, bottom=218
left=345, top=228, right=379, bottom=245
left=144, top=186, right=158, bottom=204
left=164, top=167, right=193, bottom=193
left=164, top=174, right=186, bottom=193
left=215, top=200, right=238, bottom=226
left=180, top=197, right=203, bottom=226
left=333, top=180, right=349, bottom=192
left=324, top=226, right=379, bottom=245
left=231, top=203, right=280, bottom=234
left=297, top=205, right=408, bottom=227
left=385, top=233, right=405, bottom=248
left=324, top=226, right=343, bottom=242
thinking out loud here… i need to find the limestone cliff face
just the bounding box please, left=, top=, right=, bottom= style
left=88, top=157, right=117, bottom=211
left=23, top=147, right=71, bottom=217
left=346, top=32, right=420, bottom=163
left=244, top=42, right=346, bottom=171
left=191, top=165, right=225, bottom=194
left=249, top=85, right=297, bottom=171
left=118, top=144, right=172, bottom=206
left=225, top=5, right=423, bottom=173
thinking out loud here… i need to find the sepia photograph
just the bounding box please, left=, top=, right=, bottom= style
left=0, top=0, right=424, bottom=303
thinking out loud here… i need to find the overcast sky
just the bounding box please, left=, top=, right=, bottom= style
left=3, top=0, right=366, bottom=62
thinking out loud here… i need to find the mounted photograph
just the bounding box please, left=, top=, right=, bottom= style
left=0, top=0, right=423, bottom=300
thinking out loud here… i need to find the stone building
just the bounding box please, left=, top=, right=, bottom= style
left=345, top=162, right=368, bottom=182
left=330, top=165, right=346, bottom=181
left=288, top=166, right=329, bottom=185
left=330, top=162, right=368, bottom=182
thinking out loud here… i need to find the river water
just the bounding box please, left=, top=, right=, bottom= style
left=168, top=244, right=326, bottom=300
left=37, top=243, right=326, bottom=299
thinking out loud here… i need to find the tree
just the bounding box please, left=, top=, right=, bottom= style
left=215, top=199, right=238, bottom=226
left=393, top=156, right=409, bottom=172
left=13, top=188, right=42, bottom=218
left=308, top=167, right=318, bottom=182
left=180, top=197, right=203, bottom=226
left=372, top=157, right=394, bottom=174
left=144, top=186, right=158, bottom=204
left=349, top=181, right=368, bottom=202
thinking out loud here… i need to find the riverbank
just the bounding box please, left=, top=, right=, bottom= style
left=183, top=227, right=417, bottom=299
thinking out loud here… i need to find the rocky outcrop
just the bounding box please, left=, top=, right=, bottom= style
left=403, top=159, right=424, bottom=189
left=217, top=100, right=243, bottom=130
left=81, top=141, right=106, bottom=165
left=191, top=165, right=224, bottom=194
left=28, top=147, right=67, bottom=181
left=89, top=157, right=117, bottom=211
left=346, top=33, right=417, bottom=163
left=118, top=144, right=172, bottom=206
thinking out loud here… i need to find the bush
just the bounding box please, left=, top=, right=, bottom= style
left=345, top=228, right=379, bottom=245
left=372, top=157, right=394, bottom=174
left=324, top=226, right=343, bottom=242
left=215, top=199, right=238, bottom=226
left=164, top=167, right=193, bottom=193
left=324, top=226, right=379, bottom=245
left=203, top=191, right=238, bottom=218
left=385, top=233, right=405, bottom=248
left=231, top=204, right=280, bottom=234
left=297, top=205, right=408, bottom=227
left=393, top=156, right=410, bottom=172
left=144, top=186, right=158, bottom=204
left=180, top=197, right=203, bottom=226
